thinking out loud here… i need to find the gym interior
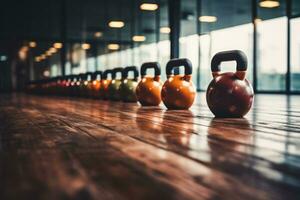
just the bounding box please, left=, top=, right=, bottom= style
left=0, top=0, right=299, bottom=199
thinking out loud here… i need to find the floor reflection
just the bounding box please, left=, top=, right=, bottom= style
left=207, top=118, right=253, bottom=164
left=135, top=107, right=164, bottom=133
left=161, top=110, right=195, bottom=154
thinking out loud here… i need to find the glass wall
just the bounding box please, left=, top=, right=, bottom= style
left=31, top=0, right=300, bottom=94
left=180, top=0, right=198, bottom=86
left=291, top=0, right=300, bottom=91
left=177, top=0, right=296, bottom=92
left=291, top=18, right=300, bottom=91
left=256, top=0, right=287, bottom=91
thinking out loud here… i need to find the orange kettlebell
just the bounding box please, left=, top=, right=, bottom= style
left=100, top=69, right=114, bottom=100
left=136, top=62, right=162, bottom=106
left=161, top=58, right=196, bottom=109
left=90, top=71, right=102, bottom=98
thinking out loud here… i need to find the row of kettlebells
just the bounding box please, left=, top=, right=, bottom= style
left=26, top=50, right=254, bottom=117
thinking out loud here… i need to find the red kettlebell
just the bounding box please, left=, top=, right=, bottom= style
left=161, top=58, right=196, bottom=110
left=136, top=62, right=162, bottom=106
left=206, top=50, right=254, bottom=118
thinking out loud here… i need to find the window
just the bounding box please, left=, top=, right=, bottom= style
left=49, top=53, right=61, bottom=77
left=65, top=62, right=71, bottom=75
left=87, top=57, right=96, bottom=72
left=50, top=64, right=58, bottom=77
left=180, top=35, right=199, bottom=86
left=120, top=47, right=133, bottom=67
left=180, top=0, right=198, bottom=86
left=291, top=18, right=300, bottom=91
left=97, top=55, right=106, bottom=71
left=158, top=40, right=170, bottom=81
left=256, top=17, right=287, bottom=91
left=158, top=0, right=170, bottom=80
left=256, top=0, right=287, bottom=91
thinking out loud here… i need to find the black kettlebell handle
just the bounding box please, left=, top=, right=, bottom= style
left=211, top=50, right=248, bottom=80
left=113, top=67, right=123, bottom=80
left=141, top=62, right=161, bottom=77
left=72, top=75, right=78, bottom=82
left=86, top=72, right=93, bottom=81
left=103, top=69, right=114, bottom=79
left=166, top=58, right=193, bottom=76
left=91, top=72, right=97, bottom=80
left=94, top=71, right=102, bottom=80
left=78, top=73, right=86, bottom=81
left=122, top=66, right=139, bottom=80
left=71, top=75, right=78, bottom=82
left=67, top=75, right=74, bottom=81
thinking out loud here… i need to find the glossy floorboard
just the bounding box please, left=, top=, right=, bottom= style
left=0, top=93, right=300, bottom=200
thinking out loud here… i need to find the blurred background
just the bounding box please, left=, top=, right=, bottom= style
left=0, top=0, right=299, bottom=93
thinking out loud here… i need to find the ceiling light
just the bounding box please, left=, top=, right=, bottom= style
left=49, top=47, right=57, bottom=53
left=140, top=3, right=158, bottom=11
left=160, top=27, right=171, bottom=34
left=108, top=44, right=120, bottom=50
left=199, top=16, right=217, bottom=23
left=46, top=51, right=52, bottom=56
left=132, top=35, right=146, bottom=42
left=53, top=42, right=63, bottom=49
left=21, top=46, right=29, bottom=52
left=40, top=54, right=46, bottom=59
left=94, top=32, right=103, bottom=38
left=18, top=51, right=27, bottom=60
left=29, top=41, right=37, bottom=48
left=81, top=43, right=91, bottom=50
left=108, top=21, right=125, bottom=28
left=19, top=47, right=28, bottom=60
left=259, top=0, right=280, bottom=8
left=35, top=56, right=41, bottom=62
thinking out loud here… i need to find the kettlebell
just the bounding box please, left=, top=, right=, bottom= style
left=107, top=67, right=123, bottom=101
left=57, top=76, right=67, bottom=96
left=119, top=66, right=139, bottom=102
left=56, top=76, right=64, bottom=96
left=86, top=72, right=96, bottom=98
left=81, top=73, right=92, bottom=97
left=69, top=75, right=80, bottom=97
left=90, top=71, right=102, bottom=98
left=206, top=50, right=254, bottom=118
left=136, top=62, right=162, bottom=106
left=161, top=58, right=196, bottom=109
left=101, top=69, right=114, bottom=100
left=66, top=75, right=75, bottom=96
left=76, top=73, right=85, bottom=97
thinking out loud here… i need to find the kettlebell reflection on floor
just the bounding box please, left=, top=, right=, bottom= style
left=161, top=110, right=195, bottom=150
left=135, top=107, right=164, bottom=133
left=207, top=118, right=253, bottom=164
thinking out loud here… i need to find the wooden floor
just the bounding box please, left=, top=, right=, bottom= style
left=0, top=93, right=300, bottom=200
